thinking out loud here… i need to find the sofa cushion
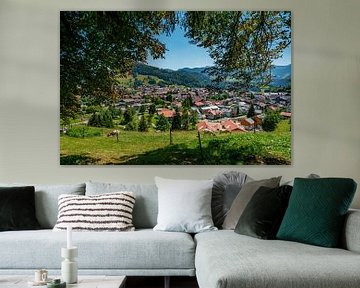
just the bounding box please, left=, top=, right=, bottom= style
left=0, top=229, right=195, bottom=272
left=0, top=183, right=86, bottom=229
left=342, top=209, right=360, bottom=253
left=195, top=230, right=360, bottom=288
left=0, top=186, right=40, bottom=231
left=234, top=185, right=292, bottom=239
left=153, top=177, right=216, bottom=233
left=222, top=176, right=281, bottom=229
left=53, top=192, right=136, bottom=232
left=86, top=181, right=158, bottom=229
left=212, top=171, right=251, bottom=228
left=277, top=178, right=357, bottom=247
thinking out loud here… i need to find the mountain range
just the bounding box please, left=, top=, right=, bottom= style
left=132, top=63, right=291, bottom=89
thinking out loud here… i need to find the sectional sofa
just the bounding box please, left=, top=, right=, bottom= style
left=0, top=176, right=359, bottom=288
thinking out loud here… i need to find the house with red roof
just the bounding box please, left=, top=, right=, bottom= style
left=158, top=108, right=175, bottom=118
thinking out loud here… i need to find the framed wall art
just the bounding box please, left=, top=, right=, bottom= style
left=60, top=11, right=291, bottom=165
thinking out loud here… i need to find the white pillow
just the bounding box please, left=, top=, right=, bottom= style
left=153, top=177, right=217, bottom=233
left=53, top=192, right=135, bottom=232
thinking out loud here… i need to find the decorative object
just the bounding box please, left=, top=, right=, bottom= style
left=34, top=269, right=48, bottom=283
left=277, top=178, right=357, bottom=247
left=67, top=225, right=72, bottom=248
left=61, top=226, right=78, bottom=284
left=27, top=269, right=51, bottom=286
left=234, top=185, right=293, bottom=239
left=222, top=177, right=281, bottom=229
left=53, top=192, right=136, bottom=231
left=0, top=186, right=40, bottom=231
left=60, top=11, right=292, bottom=166
left=153, top=177, right=216, bottom=233
left=211, top=171, right=251, bottom=228
left=47, top=279, right=66, bottom=288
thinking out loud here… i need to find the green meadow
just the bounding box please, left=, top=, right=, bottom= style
left=60, top=121, right=291, bottom=165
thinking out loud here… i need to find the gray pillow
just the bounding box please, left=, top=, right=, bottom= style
left=212, top=171, right=252, bottom=228
left=222, top=177, right=281, bottom=230
left=153, top=177, right=217, bottom=233
left=283, top=173, right=320, bottom=186
left=86, top=181, right=158, bottom=229
left=0, top=183, right=85, bottom=228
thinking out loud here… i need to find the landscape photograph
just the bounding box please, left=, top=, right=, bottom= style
left=60, top=11, right=292, bottom=165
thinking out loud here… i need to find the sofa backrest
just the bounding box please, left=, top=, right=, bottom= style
left=86, top=181, right=158, bottom=229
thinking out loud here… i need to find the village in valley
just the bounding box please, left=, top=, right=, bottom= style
left=114, top=83, right=291, bottom=134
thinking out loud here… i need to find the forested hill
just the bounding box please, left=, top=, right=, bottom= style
left=132, top=63, right=211, bottom=87
left=271, top=65, right=291, bottom=87
left=132, top=63, right=291, bottom=88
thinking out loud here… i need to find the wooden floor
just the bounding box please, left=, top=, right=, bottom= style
left=126, top=276, right=199, bottom=288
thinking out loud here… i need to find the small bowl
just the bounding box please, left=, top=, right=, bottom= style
left=47, top=279, right=66, bottom=288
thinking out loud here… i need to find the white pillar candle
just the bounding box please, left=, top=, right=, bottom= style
left=67, top=225, right=72, bottom=249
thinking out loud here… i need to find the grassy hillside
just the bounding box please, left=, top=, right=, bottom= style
left=60, top=121, right=291, bottom=165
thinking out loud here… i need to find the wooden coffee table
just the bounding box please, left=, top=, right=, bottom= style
left=0, top=275, right=126, bottom=288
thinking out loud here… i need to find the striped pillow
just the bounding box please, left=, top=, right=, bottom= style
left=53, top=192, right=136, bottom=231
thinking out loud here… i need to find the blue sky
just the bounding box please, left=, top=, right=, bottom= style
left=147, top=26, right=291, bottom=70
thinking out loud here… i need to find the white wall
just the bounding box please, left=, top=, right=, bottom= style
left=0, top=0, right=359, bottom=208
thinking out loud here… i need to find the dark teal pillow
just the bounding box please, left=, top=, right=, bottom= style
left=276, top=178, right=357, bottom=247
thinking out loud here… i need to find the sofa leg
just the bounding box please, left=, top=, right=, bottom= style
left=164, top=276, right=170, bottom=288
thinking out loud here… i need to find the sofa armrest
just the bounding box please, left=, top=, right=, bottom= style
left=342, top=209, right=360, bottom=253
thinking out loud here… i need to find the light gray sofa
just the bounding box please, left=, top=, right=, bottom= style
left=195, top=212, right=360, bottom=288
left=0, top=181, right=359, bottom=288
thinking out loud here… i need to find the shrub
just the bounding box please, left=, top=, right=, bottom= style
left=66, top=126, right=101, bottom=138
left=262, top=112, right=280, bottom=132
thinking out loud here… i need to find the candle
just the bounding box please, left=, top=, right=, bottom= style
left=67, top=225, right=72, bottom=249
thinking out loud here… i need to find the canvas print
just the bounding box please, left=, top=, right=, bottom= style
left=60, top=11, right=291, bottom=165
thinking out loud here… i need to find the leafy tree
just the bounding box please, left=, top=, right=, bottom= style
left=60, top=94, right=81, bottom=124
left=147, top=114, right=154, bottom=128
left=247, top=104, right=256, bottom=118
left=155, top=114, right=170, bottom=131
left=88, top=109, right=114, bottom=128
left=181, top=109, right=190, bottom=130
left=165, top=94, right=174, bottom=102
left=125, top=116, right=138, bottom=131
left=148, top=78, right=157, bottom=85
left=149, top=103, right=157, bottom=115
left=138, top=115, right=148, bottom=132
left=108, top=106, right=121, bottom=118
left=171, top=108, right=182, bottom=130
left=190, top=109, right=199, bottom=129
left=139, top=105, right=146, bottom=114
left=262, top=112, right=280, bottom=132
left=133, top=78, right=143, bottom=88
left=183, top=11, right=291, bottom=89
left=60, top=11, right=176, bottom=120
left=182, top=97, right=193, bottom=109
left=123, top=107, right=136, bottom=125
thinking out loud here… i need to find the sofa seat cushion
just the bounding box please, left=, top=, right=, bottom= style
left=195, top=230, right=360, bottom=288
left=0, top=229, right=195, bottom=271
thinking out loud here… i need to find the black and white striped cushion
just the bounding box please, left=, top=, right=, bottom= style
left=53, top=192, right=136, bottom=231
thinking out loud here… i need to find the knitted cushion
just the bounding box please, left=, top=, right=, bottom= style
left=53, top=192, right=136, bottom=231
